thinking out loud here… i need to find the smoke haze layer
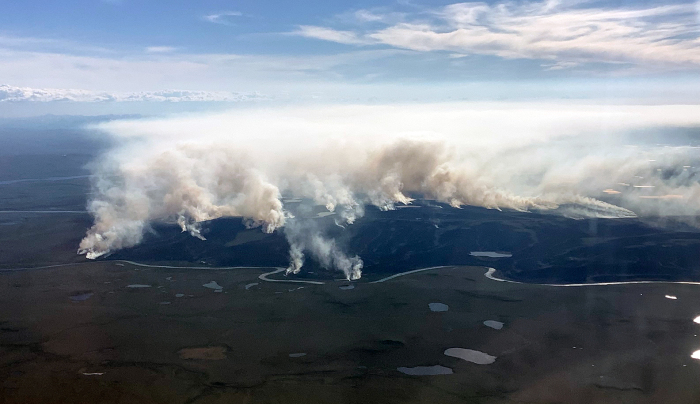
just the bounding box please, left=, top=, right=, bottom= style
left=78, top=102, right=700, bottom=278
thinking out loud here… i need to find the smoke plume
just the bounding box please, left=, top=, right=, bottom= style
left=283, top=218, right=363, bottom=280
left=78, top=102, right=700, bottom=278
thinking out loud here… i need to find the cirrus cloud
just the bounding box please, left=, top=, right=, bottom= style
left=292, top=0, right=700, bottom=69
left=294, top=26, right=369, bottom=45
left=203, top=11, right=243, bottom=25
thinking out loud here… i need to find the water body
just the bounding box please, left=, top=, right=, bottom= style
left=429, top=303, right=449, bottom=312
left=0, top=175, right=91, bottom=186
left=203, top=281, right=223, bottom=291
left=470, top=251, right=513, bottom=258
left=289, top=353, right=307, bottom=358
left=444, top=348, right=496, bottom=364
left=69, top=291, right=94, bottom=302
left=397, top=365, right=453, bottom=375
left=483, top=320, right=504, bottom=330
left=258, top=268, right=325, bottom=285
left=370, top=266, right=450, bottom=283
left=126, top=284, right=151, bottom=288
left=0, top=210, right=87, bottom=214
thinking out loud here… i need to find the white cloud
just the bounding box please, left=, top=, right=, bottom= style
left=0, top=84, right=267, bottom=102
left=0, top=84, right=103, bottom=102
left=300, top=0, right=700, bottom=68
left=145, top=46, right=177, bottom=53
left=354, top=10, right=386, bottom=22
left=541, top=61, right=579, bottom=70
left=333, top=8, right=408, bottom=26
left=204, top=11, right=242, bottom=25
left=294, top=26, right=369, bottom=45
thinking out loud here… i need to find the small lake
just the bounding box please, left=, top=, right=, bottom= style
left=483, top=320, right=504, bottom=330
left=429, top=303, right=449, bottom=312
left=69, top=291, right=94, bottom=301
left=397, top=365, right=453, bottom=375
left=444, top=348, right=496, bottom=364
left=203, top=281, right=223, bottom=292
left=470, top=251, right=512, bottom=258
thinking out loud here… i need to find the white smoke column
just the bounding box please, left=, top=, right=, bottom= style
left=283, top=218, right=362, bottom=280
left=78, top=102, right=700, bottom=275
left=286, top=243, right=305, bottom=275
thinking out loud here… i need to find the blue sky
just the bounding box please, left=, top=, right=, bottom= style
left=0, top=0, right=699, bottom=114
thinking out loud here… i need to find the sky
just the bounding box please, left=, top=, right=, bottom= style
left=1, top=0, right=699, bottom=115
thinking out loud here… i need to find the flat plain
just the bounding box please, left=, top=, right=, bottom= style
left=2, top=261, right=700, bottom=403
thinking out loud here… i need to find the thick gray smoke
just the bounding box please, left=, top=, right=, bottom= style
left=78, top=103, right=700, bottom=278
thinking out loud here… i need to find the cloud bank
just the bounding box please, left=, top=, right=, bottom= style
left=296, top=0, right=700, bottom=68
left=0, top=84, right=266, bottom=103
left=78, top=102, right=700, bottom=279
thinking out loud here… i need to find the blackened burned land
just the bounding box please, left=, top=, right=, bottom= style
left=107, top=203, right=700, bottom=284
